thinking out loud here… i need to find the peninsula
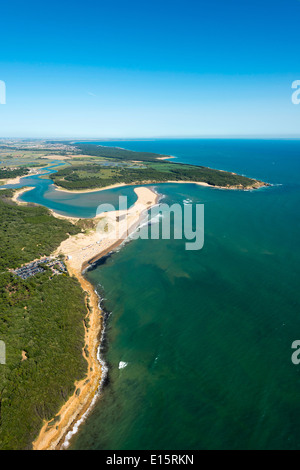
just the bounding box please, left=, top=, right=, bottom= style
left=50, top=142, right=267, bottom=191
left=0, top=139, right=268, bottom=192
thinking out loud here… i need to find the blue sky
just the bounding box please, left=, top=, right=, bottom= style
left=0, top=0, right=300, bottom=138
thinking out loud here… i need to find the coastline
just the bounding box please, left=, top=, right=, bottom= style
left=53, top=182, right=130, bottom=194
left=11, top=186, right=82, bottom=222
left=32, top=186, right=159, bottom=450
left=32, top=268, right=103, bottom=451
left=156, top=156, right=176, bottom=160
left=8, top=172, right=267, bottom=449
left=52, top=178, right=267, bottom=195
left=11, top=187, right=36, bottom=203
left=166, top=180, right=268, bottom=190
left=11, top=179, right=266, bottom=448
left=1, top=167, right=41, bottom=186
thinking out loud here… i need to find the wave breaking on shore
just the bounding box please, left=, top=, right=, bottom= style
left=32, top=186, right=159, bottom=450
left=61, top=291, right=110, bottom=449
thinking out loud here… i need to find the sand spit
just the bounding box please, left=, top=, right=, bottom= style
left=32, top=186, right=158, bottom=450
left=1, top=167, right=42, bottom=186
left=53, top=178, right=268, bottom=195
left=11, top=187, right=36, bottom=203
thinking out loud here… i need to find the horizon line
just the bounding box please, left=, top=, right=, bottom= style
left=1, top=135, right=300, bottom=141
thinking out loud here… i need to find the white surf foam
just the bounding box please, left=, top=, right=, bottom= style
left=119, top=361, right=128, bottom=369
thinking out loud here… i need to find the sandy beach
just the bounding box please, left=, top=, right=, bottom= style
left=166, top=180, right=267, bottom=190
left=53, top=178, right=267, bottom=195
left=1, top=167, right=41, bottom=186
left=11, top=186, right=82, bottom=222
left=53, top=182, right=130, bottom=194
left=11, top=187, right=36, bottom=203
left=7, top=172, right=267, bottom=451
left=156, top=156, right=176, bottom=160
left=166, top=180, right=213, bottom=187
left=1, top=176, right=23, bottom=185
left=32, top=186, right=159, bottom=450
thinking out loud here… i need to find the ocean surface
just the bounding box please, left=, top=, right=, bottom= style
left=2, top=139, right=300, bottom=449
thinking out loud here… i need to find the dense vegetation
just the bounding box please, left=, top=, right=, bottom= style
left=0, top=167, right=30, bottom=180
left=74, top=143, right=171, bottom=162
left=51, top=161, right=262, bottom=190
left=0, top=190, right=79, bottom=269
left=0, top=190, right=87, bottom=449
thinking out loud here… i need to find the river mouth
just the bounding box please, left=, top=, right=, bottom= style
left=4, top=139, right=300, bottom=450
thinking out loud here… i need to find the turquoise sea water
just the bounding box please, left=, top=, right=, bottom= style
left=2, top=139, right=300, bottom=449
left=71, top=140, right=300, bottom=450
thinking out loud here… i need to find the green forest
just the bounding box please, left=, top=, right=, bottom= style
left=74, top=143, right=171, bottom=161
left=0, top=190, right=88, bottom=449
left=0, top=167, right=30, bottom=180
left=51, top=160, right=262, bottom=190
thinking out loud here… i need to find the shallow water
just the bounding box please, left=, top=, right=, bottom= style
left=1, top=161, right=138, bottom=218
